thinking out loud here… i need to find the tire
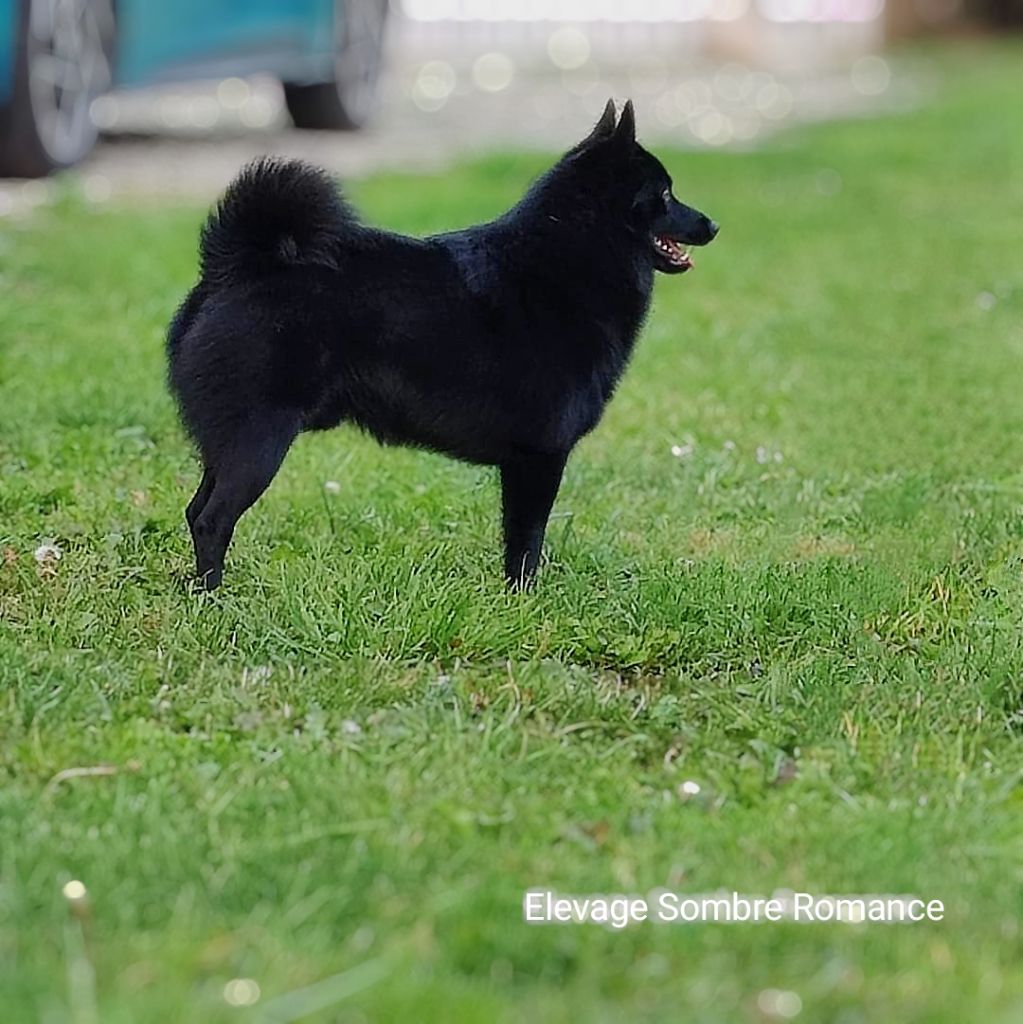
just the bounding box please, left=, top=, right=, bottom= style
left=0, top=0, right=114, bottom=178
left=284, top=0, right=389, bottom=131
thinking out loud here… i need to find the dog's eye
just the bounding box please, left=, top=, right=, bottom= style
left=662, top=188, right=671, bottom=204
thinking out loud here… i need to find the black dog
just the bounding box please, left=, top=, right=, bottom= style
left=167, top=99, right=718, bottom=590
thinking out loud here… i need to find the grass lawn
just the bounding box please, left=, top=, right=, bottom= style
left=3, top=42, right=1023, bottom=1024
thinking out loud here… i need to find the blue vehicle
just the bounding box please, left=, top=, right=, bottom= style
left=0, top=0, right=389, bottom=177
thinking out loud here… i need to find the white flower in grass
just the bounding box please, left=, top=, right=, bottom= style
left=756, top=446, right=784, bottom=465
left=62, top=879, right=87, bottom=901
left=671, top=442, right=694, bottom=459
left=341, top=719, right=362, bottom=735
left=34, top=542, right=62, bottom=564
left=324, top=480, right=341, bottom=494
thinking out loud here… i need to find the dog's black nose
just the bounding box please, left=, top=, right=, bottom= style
left=708, top=220, right=720, bottom=239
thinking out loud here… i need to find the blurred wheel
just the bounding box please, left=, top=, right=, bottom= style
left=284, top=0, right=389, bottom=131
left=0, top=0, right=114, bottom=177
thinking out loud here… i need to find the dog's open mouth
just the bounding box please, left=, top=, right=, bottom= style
left=653, top=235, right=693, bottom=272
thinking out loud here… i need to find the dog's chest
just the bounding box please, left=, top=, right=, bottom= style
left=544, top=345, right=630, bottom=448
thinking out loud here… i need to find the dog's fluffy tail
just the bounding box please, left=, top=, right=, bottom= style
left=199, top=158, right=352, bottom=284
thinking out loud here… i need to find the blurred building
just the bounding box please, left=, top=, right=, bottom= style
left=398, top=1, right=893, bottom=70
left=398, top=0, right=1009, bottom=44
left=396, top=0, right=997, bottom=62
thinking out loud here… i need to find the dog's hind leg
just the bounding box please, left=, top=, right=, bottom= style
left=190, top=410, right=301, bottom=590
left=185, top=468, right=215, bottom=531
left=500, top=450, right=568, bottom=588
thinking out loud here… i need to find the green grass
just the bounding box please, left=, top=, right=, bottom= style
left=3, top=42, right=1023, bottom=1023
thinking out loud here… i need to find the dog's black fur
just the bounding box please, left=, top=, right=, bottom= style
left=167, top=99, right=718, bottom=589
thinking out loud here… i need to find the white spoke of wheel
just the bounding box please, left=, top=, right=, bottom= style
left=30, top=0, right=59, bottom=43
left=30, top=52, right=78, bottom=89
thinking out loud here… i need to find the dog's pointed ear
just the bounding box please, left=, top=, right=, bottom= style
left=583, top=98, right=616, bottom=144
left=614, top=99, right=636, bottom=145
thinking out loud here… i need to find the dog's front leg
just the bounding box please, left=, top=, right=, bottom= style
left=500, top=451, right=568, bottom=588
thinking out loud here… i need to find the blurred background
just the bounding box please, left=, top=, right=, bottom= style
left=0, top=0, right=1019, bottom=209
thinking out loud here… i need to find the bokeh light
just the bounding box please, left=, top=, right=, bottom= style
left=223, top=978, right=261, bottom=1007
left=547, top=27, right=591, bottom=70
left=89, top=96, right=118, bottom=130
left=757, top=988, right=803, bottom=1019
left=216, top=77, right=251, bottom=109
left=238, top=94, right=276, bottom=128
left=472, top=52, right=515, bottom=92
left=412, top=60, right=457, bottom=111
left=851, top=55, right=892, bottom=95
